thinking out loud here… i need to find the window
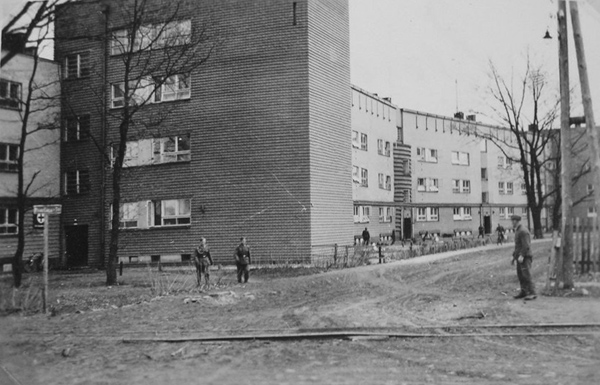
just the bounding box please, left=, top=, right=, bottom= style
left=352, top=166, right=360, bottom=183
left=508, top=207, right=515, bottom=216
left=521, top=207, right=527, bottom=214
left=427, top=149, right=438, bottom=163
left=402, top=159, right=410, bottom=175
left=65, top=170, right=90, bottom=195
left=360, top=133, right=368, bottom=151
left=588, top=184, right=594, bottom=195
left=452, top=179, right=460, bottom=193
left=521, top=183, right=527, bottom=195
left=64, top=53, right=90, bottom=79
left=360, top=168, right=368, bottom=187
left=588, top=206, right=598, bottom=218
left=154, top=74, right=191, bottom=102
left=377, top=140, right=391, bottom=157
left=416, top=207, right=427, bottom=222
left=0, top=143, right=19, bottom=172
left=377, top=139, right=384, bottom=155
left=111, top=79, right=153, bottom=108
left=416, top=147, right=425, bottom=161
left=64, top=115, right=90, bottom=142
left=384, top=141, right=391, bottom=157
left=354, top=205, right=370, bottom=223
left=351, top=131, right=360, bottom=148
left=0, top=207, right=18, bottom=235
left=454, top=207, right=472, bottom=221
left=499, top=207, right=506, bottom=217
left=111, top=20, right=191, bottom=55
left=378, top=207, right=393, bottom=223
left=482, top=192, right=489, bottom=203
left=0, top=79, right=21, bottom=109
left=481, top=168, right=488, bottom=181
left=452, top=151, right=469, bottom=165
left=506, top=158, right=513, bottom=169
left=160, top=198, right=191, bottom=226
left=506, top=182, right=514, bottom=195
left=119, top=202, right=146, bottom=228
left=119, top=134, right=191, bottom=167
left=427, top=207, right=439, bottom=221
left=461, top=180, right=471, bottom=193
left=417, top=178, right=426, bottom=192
left=498, top=182, right=505, bottom=195
left=378, top=173, right=385, bottom=189
left=497, top=156, right=505, bottom=168
left=385, top=175, right=392, bottom=191
left=428, top=178, right=439, bottom=192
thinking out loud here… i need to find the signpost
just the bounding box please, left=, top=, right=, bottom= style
left=33, top=204, right=61, bottom=314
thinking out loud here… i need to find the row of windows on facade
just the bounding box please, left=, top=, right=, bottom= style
left=415, top=206, right=529, bottom=222
left=351, top=92, right=393, bottom=122
left=114, top=199, right=191, bottom=228
left=0, top=143, right=19, bottom=172
left=0, top=79, right=22, bottom=109
left=416, top=147, right=470, bottom=166
left=351, top=131, right=391, bottom=156
left=352, top=167, right=391, bottom=190
left=353, top=205, right=394, bottom=224
left=62, top=20, right=192, bottom=81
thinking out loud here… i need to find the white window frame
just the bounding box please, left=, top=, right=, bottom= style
left=0, top=143, right=19, bottom=172
left=428, top=178, right=439, bottom=192
left=384, top=141, right=391, bottom=157
left=463, top=207, right=472, bottom=219
left=352, top=166, right=360, bottom=183
left=508, top=207, right=515, bottom=216
left=360, top=133, right=368, bottom=151
left=461, top=180, right=471, bottom=194
left=378, top=173, right=385, bottom=189
left=427, top=207, right=439, bottom=221
left=499, top=207, right=506, bottom=217
left=360, top=168, right=368, bottom=187
left=498, top=182, right=505, bottom=195
left=588, top=206, right=598, bottom=218
left=385, top=175, right=392, bottom=191
left=377, top=139, right=384, bottom=155
left=426, top=149, right=438, bottom=163
left=64, top=170, right=90, bottom=195
left=506, top=182, right=514, bottom=195
left=416, top=207, right=427, bottom=222
left=160, top=198, right=191, bottom=226
left=452, top=179, right=460, bottom=193
left=64, top=52, right=89, bottom=79
left=459, top=152, right=470, bottom=166
left=588, top=184, right=594, bottom=195
left=111, top=79, right=154, bottom=108
left=154, top=74, right=191, bottom=102
left=354, top=205, right=370, bottom=223
left=521, top=183, right=527, bottom=195
left=153, top=135, right=191, bottom=164
left=497, top=155, right=505, bottom=168
left=417, top=178, right=426, bottom=192
left=0, top=207, right=18, bottom=235
left=351, top=131, right=360, bottom=148
left=416, top=147, right=425, bottom=161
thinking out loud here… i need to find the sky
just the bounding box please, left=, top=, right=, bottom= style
left=2, top=0, right=600, bottom=125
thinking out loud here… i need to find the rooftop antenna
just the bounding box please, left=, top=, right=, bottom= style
left=455, top=79, right=459, bottom=112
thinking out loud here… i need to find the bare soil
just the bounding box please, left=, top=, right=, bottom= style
left=1, top=241, right=600, bottom=384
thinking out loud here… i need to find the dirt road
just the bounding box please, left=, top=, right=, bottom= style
left=1, top=241, right=600, bottom=384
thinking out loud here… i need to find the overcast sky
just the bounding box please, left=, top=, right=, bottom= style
left=3, top=0, right=600, bottom=125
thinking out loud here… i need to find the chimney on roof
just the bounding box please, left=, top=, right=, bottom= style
left=454, top=112, right=464, bottom=120
left=383, top=97, right=392, bottom=103
left=466, top=114, right=476, bottom=122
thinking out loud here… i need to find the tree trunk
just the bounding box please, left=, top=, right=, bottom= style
left=529, top=205, right=544, bottom=239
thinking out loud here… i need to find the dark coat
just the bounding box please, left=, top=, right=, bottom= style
left=513, top=224, right=532, bottom=259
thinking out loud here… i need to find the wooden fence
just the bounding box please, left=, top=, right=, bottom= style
left=572, top=216, right=600, bottom=274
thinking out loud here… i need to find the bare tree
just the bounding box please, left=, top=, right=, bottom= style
left=2, top=1, right=63, bottom=288
left=57, top=0, right=219, bottom=284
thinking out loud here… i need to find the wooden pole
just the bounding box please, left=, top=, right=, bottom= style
left=570, top=0, right=600, bottom=267
left=43, top=214, right=49, bottom=314
left=558, top=0, right=575, bottom=289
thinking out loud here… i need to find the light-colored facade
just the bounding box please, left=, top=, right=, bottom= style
left=0, top=47, right=61, bottom=263
left=351, top=86, right=397, bottom=243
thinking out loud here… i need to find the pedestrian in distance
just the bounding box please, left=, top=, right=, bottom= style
left=496, top=224, right=505, bottom=245
left=510, top=215, right=536, bottom=300
left=362, top=227, right=370, bottom=245
left=234, top=237, right=251, bottom=283
left=478, top=225, right=485, bottom=239
left=194, top=237, right=213, bottom=288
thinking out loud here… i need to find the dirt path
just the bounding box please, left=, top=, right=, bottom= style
left=1, top=241, right=600, bottom=384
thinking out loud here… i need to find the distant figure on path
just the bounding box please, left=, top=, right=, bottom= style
left=234, top=237, right=251, bottom=283
left=478, top=225, right=485, bottom=239
left=194, top=237, right=213, bottom=288
left=362, top=227, right=370, bottom=245
left=496, top=224, right=505, bottom=245
left=511, top=215, right=536, bottom=300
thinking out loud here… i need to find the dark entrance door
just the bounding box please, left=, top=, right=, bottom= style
left=403, top=217, right=412, bottom=240
left=484, top=215, right=492, bottom=235
left=65, top=225, right=88, bottom=266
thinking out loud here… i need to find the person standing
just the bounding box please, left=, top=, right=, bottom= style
left=362, top=227, right=370, bottom=245
left=511, top=215, right=536, bottom=300
left=496, top=224, right=505, bottom=245
left=234, top=237, right=251, bottom=283
left=478, top=225, right=485, bottom=239
left=194, top=237, right=213, bottom=288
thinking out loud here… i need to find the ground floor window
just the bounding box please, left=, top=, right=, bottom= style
left=416, top=207, right=438, bottom=222
left=0, top=207, right=18, bottom=234
left=112, top=198, right=191, bottom=228
left=453, top=207, right=472, bottom=221
left=354, top=205, right=370, bottom=223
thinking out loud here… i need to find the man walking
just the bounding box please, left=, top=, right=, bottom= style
left=194, top=237, right=213, bottom=288
left=496, top=224, right=505, bottom=245
left=362, top=227, right=370, bottom=245
left=478, top=225, right=485, bottom=239
left=511, top=215, right=536, bottom=300
left=234, top=237, right=251, bottom=283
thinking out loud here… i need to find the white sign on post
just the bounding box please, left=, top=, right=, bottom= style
left=33, top=204, right=61, bottom=314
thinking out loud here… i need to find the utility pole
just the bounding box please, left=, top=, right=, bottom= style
left=570, top=1, right=600, bottom=240
left=557, top=0, right=574, bottom=290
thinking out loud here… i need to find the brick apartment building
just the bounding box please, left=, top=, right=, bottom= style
left=55, top=0, right=353, bottom=266
left=0, top=41, right=61, bottom=264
